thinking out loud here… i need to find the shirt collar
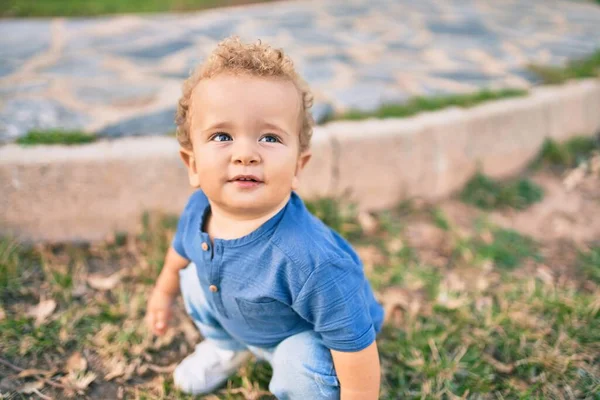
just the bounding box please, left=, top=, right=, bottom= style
left=197, top=192, right=296, bottom=248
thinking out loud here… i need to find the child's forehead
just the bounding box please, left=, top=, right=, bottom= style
left=191, top=74, right=301, bottom=115
left=193, top=72, right=299, bottom=98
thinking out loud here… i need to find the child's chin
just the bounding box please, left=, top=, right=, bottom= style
left=227, top=197, right=280, bottom=212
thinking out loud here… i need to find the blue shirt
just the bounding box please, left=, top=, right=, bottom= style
left=172, top=190, right=384, bottom=352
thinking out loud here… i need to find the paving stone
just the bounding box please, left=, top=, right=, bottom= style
left=331, top=83, right=409, bottom=112
left=300, top=63, right=336, bottom=85
left=274, top=12, right=315, bottom=29
left=429, top=19, right=490, bottom=36
left=190, top=20, right=238, bottom=41
left=508, top=68, right=543, bottom=85
left=326, top=3, right=369, bottom=18
left=287, top=28, right=342, bottom=46
left=98, top=108, right=177, bottom=137
left=2, top=0, right=600, bottom=142
left=0, top=80, right=50, bottom=96
left=40, top=56, right=115, bottom=78
left=121, top=39, right=194, bottom=60
left=387, top=42, right=423, bottom=52
left=0, top=20, right=51, bottom=79
left=358, top=62, right=403, bottom=83
left=0, top=20, right=51, bottom=61
left=75, top=84, right=157, bottom=106
left=0, top=99, right=88, bottom=143
left=434, top=71, right=495, bottom=85
left=0, top=63, right=16, bottom=78
left=306, top=52, right=354, bottom=65
left=66, top=24, right=161, bottom=52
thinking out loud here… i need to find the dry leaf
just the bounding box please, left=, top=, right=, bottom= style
left=536, top=265, right=554, bottom=286
left=87, top=271, right=122, bottom=290
left=180, top=318, right=201, bottom=345
left=137, top=363, right=149, bottom=375
left=355, top=245, right=385, bottom=273
left=147, top=363, right=177, bottom=374
left=63, top=371, right=97, bottom=395
left=123, top=359, right=141, bottom=381
left=357, top=212, right=378, bottom=235
left=66, top=352, right=87, bottom=374
left=71, top=280, right=88, bottom=297
left=483, top=354, right=514, bottom=373
left=104, top=358, right=127, bottom=381
left=17, top=369, right=52, bottom=379
left=563, top=164, right=586, bottom=191
left=437, top=291, right=469, bottom=309
left=0, top=306, right=5, bottom=321
left=27, top=299, right=56, bottom=326
left=386, top=238, right=404, bottom=254
left=74, top=371, right=97, bottom=391
left=480, top=230, right=494, bottom=245
left=59, top=327, right=70, bottom=342
left=18, top=380, right=44, bottom=394
left=381, top=287, right=411, bottom=310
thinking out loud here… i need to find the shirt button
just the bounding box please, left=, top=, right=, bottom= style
left=201, top=242, right=209, bottom=251
left=209, top=285, right=218, bottom=293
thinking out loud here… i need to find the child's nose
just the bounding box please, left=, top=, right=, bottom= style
left=232, top=139, right=261, bottom=165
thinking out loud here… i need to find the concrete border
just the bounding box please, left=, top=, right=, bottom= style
left=1, top=79, right=599, bottom=242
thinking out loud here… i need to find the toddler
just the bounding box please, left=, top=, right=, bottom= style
left=145, top=37, right=384, bottom=400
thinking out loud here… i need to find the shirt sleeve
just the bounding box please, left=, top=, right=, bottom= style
left=292, top=257, right=376, bottom=352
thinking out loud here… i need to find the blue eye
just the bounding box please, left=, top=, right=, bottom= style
left=211, top=132, right=232, bottom=142
left=259, top=134, right=280, bottom=143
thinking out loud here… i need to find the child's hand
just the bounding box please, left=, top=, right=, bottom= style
left=145, top=288, right=175, bottom=335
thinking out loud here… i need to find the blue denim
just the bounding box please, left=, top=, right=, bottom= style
left=180, top=264, right=340, bottom=400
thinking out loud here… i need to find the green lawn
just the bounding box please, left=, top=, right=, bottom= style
left=333, top=88, right=527, bottom=123
left=1, top=178, right=599, bottom=398
left=0, top=0, right=275, bottom=17
left=528, top=50, right=600, bottom=85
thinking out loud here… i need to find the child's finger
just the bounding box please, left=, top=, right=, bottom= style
left=154, top=310, right=168, bottom=335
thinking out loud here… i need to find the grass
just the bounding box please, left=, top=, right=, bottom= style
left=378, top=278, right=600, bottom=399
left=16, top=130, right=96, bottom=146
left=335, top=88, right=527, bottom=122
left=470, top=227, right=541, bottom=270
left=304, top=197, right=362, bottom=240
left=532, top=136, right=600, bottom=170
left=1, top=192, right=599, bottom=399
left=460, top=172, right=544, bottom=210
left=0, top=0, right=275, bottom=17
left=579, top=246, right=600, bottom=284
left=528, top=50, right=600, bottom=85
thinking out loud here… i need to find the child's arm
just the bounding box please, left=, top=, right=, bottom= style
left=331, top=341, right=380, bottom=400
left=145, top=246, right=190, bottom=335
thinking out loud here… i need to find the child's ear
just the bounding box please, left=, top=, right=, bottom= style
left=179, top=148, right=201, bottom=188
left=291, top=151, right=312, bottom=191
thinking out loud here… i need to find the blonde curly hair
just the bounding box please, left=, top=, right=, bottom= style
left=175, top=36, right=314, bottom=152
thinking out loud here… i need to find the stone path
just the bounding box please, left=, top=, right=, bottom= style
left=1, top=0, right=600, bottom=142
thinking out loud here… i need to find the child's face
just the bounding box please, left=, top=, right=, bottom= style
left=181, top=73, right=310, bottom=216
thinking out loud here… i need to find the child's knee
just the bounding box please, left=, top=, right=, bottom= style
left=270, top=331, right=339, bottom=399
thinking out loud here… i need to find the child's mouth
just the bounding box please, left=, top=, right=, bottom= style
left=230, top=175, right=263, bottom=189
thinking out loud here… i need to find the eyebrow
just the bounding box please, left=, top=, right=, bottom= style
left=202, top=121, right=234, bottom=133
left=200, top=121, right=290, bottom=136
left=262, top=122, right=290, bottom=137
